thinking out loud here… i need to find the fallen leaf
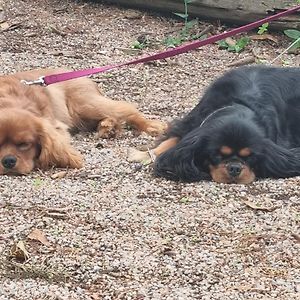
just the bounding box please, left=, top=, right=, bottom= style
left=243, top=200, right=279, bottom=212
left=0, top=21, right=9, bottom=31
left=227, top=56, right=256, bottom=67
left=250, top=34, right=278, bottom=43
left=1, top=21, right=22, bottom=32
left=90, top=293, right=101, bottom=300
left=291, top=232, right=300, bottom=243
left=51, top=171, right=67, bottom=179
left=11, top=240, right=30, bottom=261
left=225, top=37, right=236, bottom=46
left=28, top=228, right=51, bottom=246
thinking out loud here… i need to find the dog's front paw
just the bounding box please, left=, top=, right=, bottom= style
left=97, top=118, right=121, bottom=139
left=144, top=120, right=167, bottom=137
left=127, top=147, right=153, bottom=164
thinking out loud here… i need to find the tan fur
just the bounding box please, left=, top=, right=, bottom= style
left=0, top=68, right=166, bottom=174
left=127, top=137, right=179, bottom=163
left=209, top=163, right=255, bottom=184
left=220, top=146, right=233, bottom=156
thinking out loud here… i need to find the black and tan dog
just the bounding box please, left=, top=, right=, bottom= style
left=129, top=66, right=300, bottom=184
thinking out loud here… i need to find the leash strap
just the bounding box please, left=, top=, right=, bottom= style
left=32, top=5, right=300, bottom=86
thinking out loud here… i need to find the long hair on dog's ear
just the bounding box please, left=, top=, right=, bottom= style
left=36, top=118, right=83, bottom=169
left=154, top=128, right=210, bottom=182
left=258, top=139, right=300, bottom=178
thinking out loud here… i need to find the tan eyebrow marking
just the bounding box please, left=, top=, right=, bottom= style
left=239, top=147, right=252, bottom=157
left=220, top=146, right=233, bottom=156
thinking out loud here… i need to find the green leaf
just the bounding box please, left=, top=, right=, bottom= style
left=258, top=22, right=269, bottom=35
left=180, top=197, right=190, bottom=203
left=228, top=45, right=237, bottom=52
left=217, top=40, right=229, bottom=48
left=284, top=29, right=300, bottom=40
left=192, top=33, right=207, bottom=40
left=132, top=40, right=145, bottom=49
left=288, top=40, right=300, bottom=53
left=173, top=12, right=188, bottom=19
left=185, top=19, right=198, bottom=29
left=163, top=36, right=183, bottom=48
left=234, top=37, right=250, bottom=52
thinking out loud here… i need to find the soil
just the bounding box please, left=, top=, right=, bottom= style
left=0, top=0, right=299, bottom=299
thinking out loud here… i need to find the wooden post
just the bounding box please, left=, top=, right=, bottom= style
left=102, top=0, right=300, bottom=29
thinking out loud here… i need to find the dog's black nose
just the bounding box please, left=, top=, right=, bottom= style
left=2, top=155, right=17, bottom=169
left=227, top=163, right=242, bottom=177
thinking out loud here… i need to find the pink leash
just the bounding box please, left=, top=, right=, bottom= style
left=22, top=5, right=300, bottom=86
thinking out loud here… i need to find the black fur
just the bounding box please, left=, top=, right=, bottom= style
left=155, top=66, right=300, bottom=182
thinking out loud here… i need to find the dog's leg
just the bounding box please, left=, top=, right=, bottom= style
left=72, top=89, right=166, bottom=137
left=97, top=99, right=166, bottom=137
left=127, top=137, right=179, bottom=163
left=97, top=117, right=121, bottom=138
left=126, top=114, right=166, bottom=137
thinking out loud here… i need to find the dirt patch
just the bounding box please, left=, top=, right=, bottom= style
left=0, top=0, right=299, bottom=299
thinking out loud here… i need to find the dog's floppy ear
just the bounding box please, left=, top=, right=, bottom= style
left=36, top=118, right=83, bottom=170
left=259, top=139, right=300, bottom=178
left=154, top=129, right=210, bottom=182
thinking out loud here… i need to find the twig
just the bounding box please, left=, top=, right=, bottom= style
left=49, top=25, right=67, bottom=37
left=197, top=25, right=214, bottom=38
left=269, top=37, right=300, bottom=65
left=227, top=56, right=256, bottom=67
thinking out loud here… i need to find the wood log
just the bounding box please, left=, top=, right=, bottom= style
left=102, top=0, right=300, bottom=30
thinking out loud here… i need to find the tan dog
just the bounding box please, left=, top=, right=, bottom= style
left=0, top=69, right=165, bottom=175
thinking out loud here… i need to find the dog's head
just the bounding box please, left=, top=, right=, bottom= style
left=0, top=108, right=82, bottom=175
left=0, top=109, right=42, bottom=174
left=202, top=117, right=263, bottom=184
left=154, top=107, right=300, bottom=184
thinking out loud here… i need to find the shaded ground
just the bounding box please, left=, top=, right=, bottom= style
left=0, top=0, right=299, bottom=299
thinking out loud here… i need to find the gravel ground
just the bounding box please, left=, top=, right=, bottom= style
left=0, top=0, right=299, bottom=299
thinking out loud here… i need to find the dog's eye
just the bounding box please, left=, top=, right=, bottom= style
left=17, top=142, right=32, bottom=151
left=245, top=155, right=256, bottom=164
left=210, top=155, right=222, bottom=165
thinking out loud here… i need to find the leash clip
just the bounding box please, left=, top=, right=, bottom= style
left=147, top=148, right=156, bottom=163
left=20, top=76, right=45, bottom=86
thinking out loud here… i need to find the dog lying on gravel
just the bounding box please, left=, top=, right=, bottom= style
left=129, top=66, right=300, bottom=184
left=0, top=69, right=165, bottom=175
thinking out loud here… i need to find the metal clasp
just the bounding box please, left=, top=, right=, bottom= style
left=20, top=76, right=45, bottom=86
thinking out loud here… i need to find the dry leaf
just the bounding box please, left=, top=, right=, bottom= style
left=51, top=171, right=67, bottom=179
left=250, top=34, right=278, bottom=43
left=227, top=56, right=256, bottom=67
left=0, top=21, right=9, bottom=30
left=28, top=228, right=51, bottom=246
left=90, top=293, right=101, bottom=300
left=11, top=240, right=30, bottom=261
left=1, top=21, right=22, bottom=32
left=243, top=200, right=279, bottom=212
left=291, top=232, right=300, bottom=243
left=225, top=37, right=236, bottom=46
